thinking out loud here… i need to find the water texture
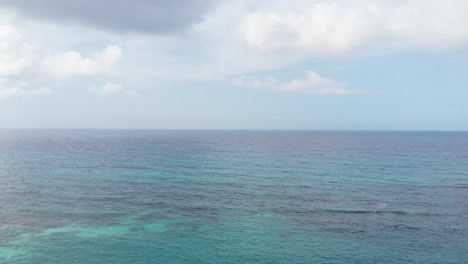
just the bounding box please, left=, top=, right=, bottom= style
left=0, top=130, right=467, bottom=263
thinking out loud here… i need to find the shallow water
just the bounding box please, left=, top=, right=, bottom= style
left=1, top=130, right=467, bottom=263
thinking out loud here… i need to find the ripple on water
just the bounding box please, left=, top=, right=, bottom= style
left=0, top=247, right=29, bottom=261
left=40, top=225, right=131, bottom=238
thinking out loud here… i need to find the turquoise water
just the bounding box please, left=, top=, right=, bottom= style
left=0, top=130, right=467, bottom=263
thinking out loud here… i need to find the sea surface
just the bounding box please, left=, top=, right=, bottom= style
left=0, top=130, right=467, bottom=263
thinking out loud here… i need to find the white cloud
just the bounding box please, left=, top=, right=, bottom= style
left=238, top=0, right=468, bottom=56
left=0, top=86, right=25, bottom=98
left=95, top=82, right=123, bottom=96
left=234, top=71, right=360, bottom=95
left=1, top=0, right=467, bottom=99
left=0, top=25, right=31, bottom=77
left=31, top=87, right=51, bottom=95
left=44, top=45, right=122, bottom=79
left=4, top=0, right=467, bottom=86
left=93, top=82, right=138, bottom=98
left=152, top=0, right=468, bottom=81
left=0, top=24, right=53, bottom=99
left=0, top=85, right=52, bottom=99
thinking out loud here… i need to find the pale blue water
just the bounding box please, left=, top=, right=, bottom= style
left=0, top=130, right=467, bottom=263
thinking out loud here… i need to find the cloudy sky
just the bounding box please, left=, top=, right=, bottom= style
left=0, top=0, right=467, bottom=130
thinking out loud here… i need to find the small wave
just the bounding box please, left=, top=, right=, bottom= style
left=322, top=209, right=411, bottom=215
left=388, top=224, right=421, bottom=230
left=283, top=209, right=439, bottom=216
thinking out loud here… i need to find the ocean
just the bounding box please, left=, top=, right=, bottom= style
left=0, top=130, right=467, bottom=263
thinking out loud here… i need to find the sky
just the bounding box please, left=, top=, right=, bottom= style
left=0, top=0, right=467, bottom=130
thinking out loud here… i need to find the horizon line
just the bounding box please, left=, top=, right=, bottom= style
left=0, top=128, right=467, bottom=132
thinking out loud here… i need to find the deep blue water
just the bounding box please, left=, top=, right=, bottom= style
left=0, top=130, right=467, bottom=263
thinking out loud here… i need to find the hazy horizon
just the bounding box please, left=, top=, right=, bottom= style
left=1, top=128, right=468, bottom=132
